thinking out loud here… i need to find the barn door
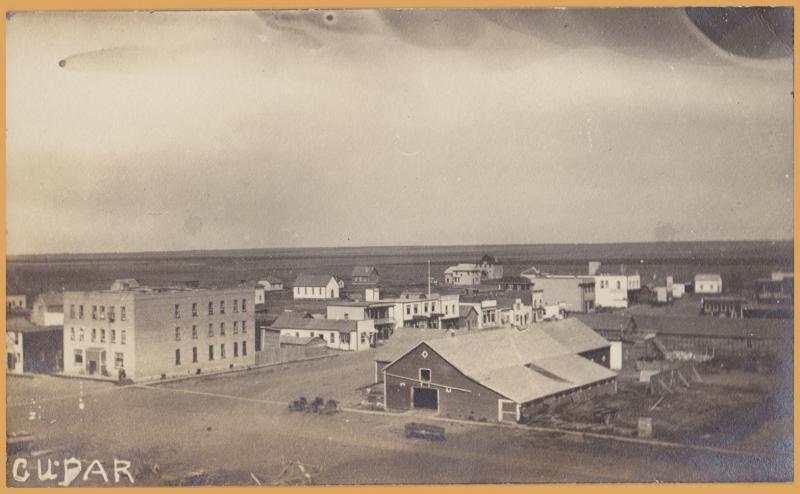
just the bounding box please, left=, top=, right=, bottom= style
left=498, top=399, right=518, bottom=423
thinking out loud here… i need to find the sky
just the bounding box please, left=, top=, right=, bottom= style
left=6, top=9, right=794, bottom=255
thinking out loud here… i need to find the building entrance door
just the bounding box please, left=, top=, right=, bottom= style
left=412, top=387, right=438, bottom=410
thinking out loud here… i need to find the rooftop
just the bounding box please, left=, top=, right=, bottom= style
left=632, top=314, right=790, bottom=340
left=572, top=313, right=635, bottom=333
left=351, top=266, right=378, bottom=277
left=536, top=318, right=611, bottom=354
left=695, top=273, right=722, bottom=281
left=270, top=313, right=372, bottom=333
left=294, top=274, right=336, bottom=287
left=398, top=325, right=616, bottom=404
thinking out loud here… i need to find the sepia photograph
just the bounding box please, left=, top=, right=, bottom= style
left=4, top=5, right=795, bottom=487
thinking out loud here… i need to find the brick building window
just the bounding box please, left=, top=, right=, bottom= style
left=233, top=321, right=239, bottom=334
left=192, top=325, right=197, bottom=339
left=175, top=327, right=181, bottom=341
left=191, top=303, right=198, bottom=317
left=120, top=306, right=126, bottom=321
left=175, top=349, right=181, bottom=366
left=192, top=347, right=198, bottom=363
left=242, top=341, right=247, bottom=356
left=174, top=304, right=181, bottom=319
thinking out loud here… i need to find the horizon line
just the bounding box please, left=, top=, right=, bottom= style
left=6, top=238, right=794, bottom=259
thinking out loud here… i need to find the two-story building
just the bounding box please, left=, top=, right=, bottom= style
left=443, top=255, right=503, bottom=286
left=326, top=299, right=399, bottom=341
left=443, top=264, right=483, bottom=286
left=63, top=281, right=255, bottom=381
left=293, top=274, right=340, bottom=300
left=351, top=266, right=380, bottom=285
left=589, top=262, right=641, bottom=309
left=387, top=292, right=461, bottom=329
left=520, top=269, right=596, bottom=313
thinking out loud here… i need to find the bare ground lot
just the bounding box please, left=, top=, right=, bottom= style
left=6, top=353, right=793, bottom=486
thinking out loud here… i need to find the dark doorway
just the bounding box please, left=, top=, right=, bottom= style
left=413, top=387, right=438, bottom=410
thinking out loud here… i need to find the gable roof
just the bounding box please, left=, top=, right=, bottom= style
left=270, top=313, right=369, bottom=333
left=633, top=314, right=789, bottom=340
left=351, top=266, right=378, bottom=277
left=459, top=304, right=479, bottom=318
left=374, top=328, right=452, bottom=363
left=262, top=276, right=283, bottom=284
left=409, top=326, right=615, bottom=404
left=444, top=263, right=482, bottom=274
left=695, top=273, right=722, bottom=282
left=536, top=318, right=611, bottom=354
left=293, top=274, right=335, bottom=288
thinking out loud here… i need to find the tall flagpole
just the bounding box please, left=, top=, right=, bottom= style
left=427, top=260, right=431, bottom=299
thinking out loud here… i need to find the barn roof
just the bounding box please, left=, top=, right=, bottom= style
left=536, top=318, right=612, bottom=354
left=374, top=328, right=452, bottom=363
left=413, top=325, right=615, bottom=404
left=293, top=274, right=335, bottom=287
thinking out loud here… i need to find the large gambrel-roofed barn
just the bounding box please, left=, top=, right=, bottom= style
left=381, top=322, right=617, bottom=423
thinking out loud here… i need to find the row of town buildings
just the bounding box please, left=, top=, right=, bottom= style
left=6, top=258, right=792, bottom=395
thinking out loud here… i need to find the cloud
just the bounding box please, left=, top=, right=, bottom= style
left=5, top=9, right=793, bottom=254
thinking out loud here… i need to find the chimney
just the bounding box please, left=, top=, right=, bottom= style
left=588, top=261, right=601, bottom=276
